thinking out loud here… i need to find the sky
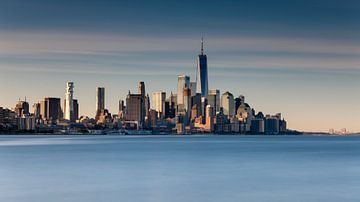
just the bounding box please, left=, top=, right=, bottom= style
left=0, top=0, right=359, bottom=132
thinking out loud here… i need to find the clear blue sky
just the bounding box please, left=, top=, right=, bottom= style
left=0, top=0, right=359, bottom=132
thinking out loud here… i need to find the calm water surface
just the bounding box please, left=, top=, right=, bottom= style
left=0, top=135, right=359, bottom=202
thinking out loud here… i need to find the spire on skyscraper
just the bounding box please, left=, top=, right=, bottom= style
left=201, top=37, right=204, bottom=55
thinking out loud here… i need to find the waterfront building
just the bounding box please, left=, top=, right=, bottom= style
left=148, top=109, right=158, bottom=128
left=64, top=98, right=79, bottom=122
left=170, top=92, right=177, bottom=107
left=191, top=93, right=202, bottom=118
left=33, top=103, right=41, bottom=119
left=41, top=97, right=61, bottom=122
left=65, top=82, right=74, bottom=121
left=138, top=82, right=146, bottom=125
left=183, top=87, right=191, bottom=124
left=96, top=87, right=105, bottom=118
left=221, top=92, right=235, bottom=116
left=17, top=114, right=36, bottom=131
left=14, top=99, right=29, bottom=117
left=201, top=97, right=207, bottom=123
left=265, top=115, right=280, bottom=134
left=73, top=99, right=79, bottom=121
left=0, top=107, right=4, bottom=124
left=177, top=75, right=190, bottom=105
left=235, top=95, right=245, bottom=114
left=208, top=89, right=220, bottom=113
left=118, top=100, right=125, bottom=119
left=125, top=82, right=147, bottom=128
left=236, top=103, right=253, bottom=132
left=125, top=92, right=143, bottom=127
left=205, top=105, right=214, bottom=132
left=152, top=91, right=166, bottom=118
left=250, top=118, right=265, bottom=134
left=196, top=38, right=208, bottom=98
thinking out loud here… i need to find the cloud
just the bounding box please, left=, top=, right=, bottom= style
left=1, top=31, right=360, bottom=55
left=0, top=30, right=359, bottom=77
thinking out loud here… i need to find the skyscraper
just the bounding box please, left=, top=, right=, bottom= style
left=183, top=87, right=191, bottom=124
left=177, top=75, right=190, bottom=105
left=196, top=38, right=208, bottom=98
left=221, top=92, right=235, bottom=116
left=138, top=81, right=145, bottom=97
left=14, top=100, right=29, bottom=117
left=41, top=97, right=61, bottom=122
left=124, top=82, right=147, bottom=128
left=208, top=89, right=220, bottom=113
left=96, top=87, right=105, bottom=111
left=64, top=98, right=79, bottom=122
left=125, top=92, right=143, bottom=127
left=65, top=82, right=74, bottom=121
left=96, top=87, right=105, bottom=117
left=73, top=99, right=79, bottom=121
left=138, top=81, right=146, bottom=125
left=152, top=91, right=166, bottom=118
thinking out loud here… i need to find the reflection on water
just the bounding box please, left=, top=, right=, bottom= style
left=0, top=135, right=359, bottom=202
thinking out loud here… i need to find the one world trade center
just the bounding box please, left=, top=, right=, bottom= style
left=196, top=38, right=208, bottom=98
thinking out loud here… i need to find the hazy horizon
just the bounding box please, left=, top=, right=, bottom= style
left=0, top=0, right=359, bottom=132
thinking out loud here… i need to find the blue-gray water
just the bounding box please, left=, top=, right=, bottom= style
left=0, top=135, right=359, bottom=202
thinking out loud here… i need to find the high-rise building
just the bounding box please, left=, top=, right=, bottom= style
left=96, top=87, right=105, bottom=116
left=251, top=118, right=265, bottom=134
left=118, top=99, right=125, bottom=119
left=201, top=97, right=207, bottom=123
left=170, top=92, right=177, bottom=109
left=165, top=92, right=176, bottom=118
left=183, top=88, right=191, bottom=113
left=0, top=107, right=4, bottom=124
left=125, top=92, right=143, bottom=127
left=152, top=91, right=166, bottom=118
left=221, top=92, right=235, bottom=116
left=73, top=99, right=79, bottom=121
left=138, top=81, right=146, bottom=124
left=124, top=82, right=147, bottom=128
left=208, top=89, right=220, bottom=113
left=33, top=103, right=41, bottom=119
left=265, top=115, right=280, bottom=134
left=191, top=93, right=202, bottom=118
left=14, top=100, right=29, bottom=117
left=138, top=81, right=145, bottom=97
left=235, top=95, right=245, bottom=113
left=65, top=82, right=74, bottom=121
left=190, top=82, right=197, bottom=97
left=177, top=75, right=190, bottom=105
left=64, top=98, right=79, bottom=122
left=183, top=88, right=191, bottom=125
left=196, top=38, right=208, bottom=98
left=205, top=105, right=214, bottom=132
left=41, top=97, right=61, bottom=122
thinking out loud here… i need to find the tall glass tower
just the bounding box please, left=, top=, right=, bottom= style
left=196, top=38, right=208, bottom=98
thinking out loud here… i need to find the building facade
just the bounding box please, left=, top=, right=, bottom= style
left=65, top=82, right=74, bottom=121
left=96, top=87, right=105, bottom=116
left=221, top=92, right=235, bottom=116
left=177, top=75, right=190, bottom=105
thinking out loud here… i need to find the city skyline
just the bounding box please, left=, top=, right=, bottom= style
left=0, top=0, right=359, bottom=132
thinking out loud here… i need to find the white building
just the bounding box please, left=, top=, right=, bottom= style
left=65, top=82, right=74, bottom=121
left=152, top=91, right=166, bottom=118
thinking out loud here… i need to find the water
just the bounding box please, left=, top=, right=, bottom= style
left=0, top=135, right=359, bottom=202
